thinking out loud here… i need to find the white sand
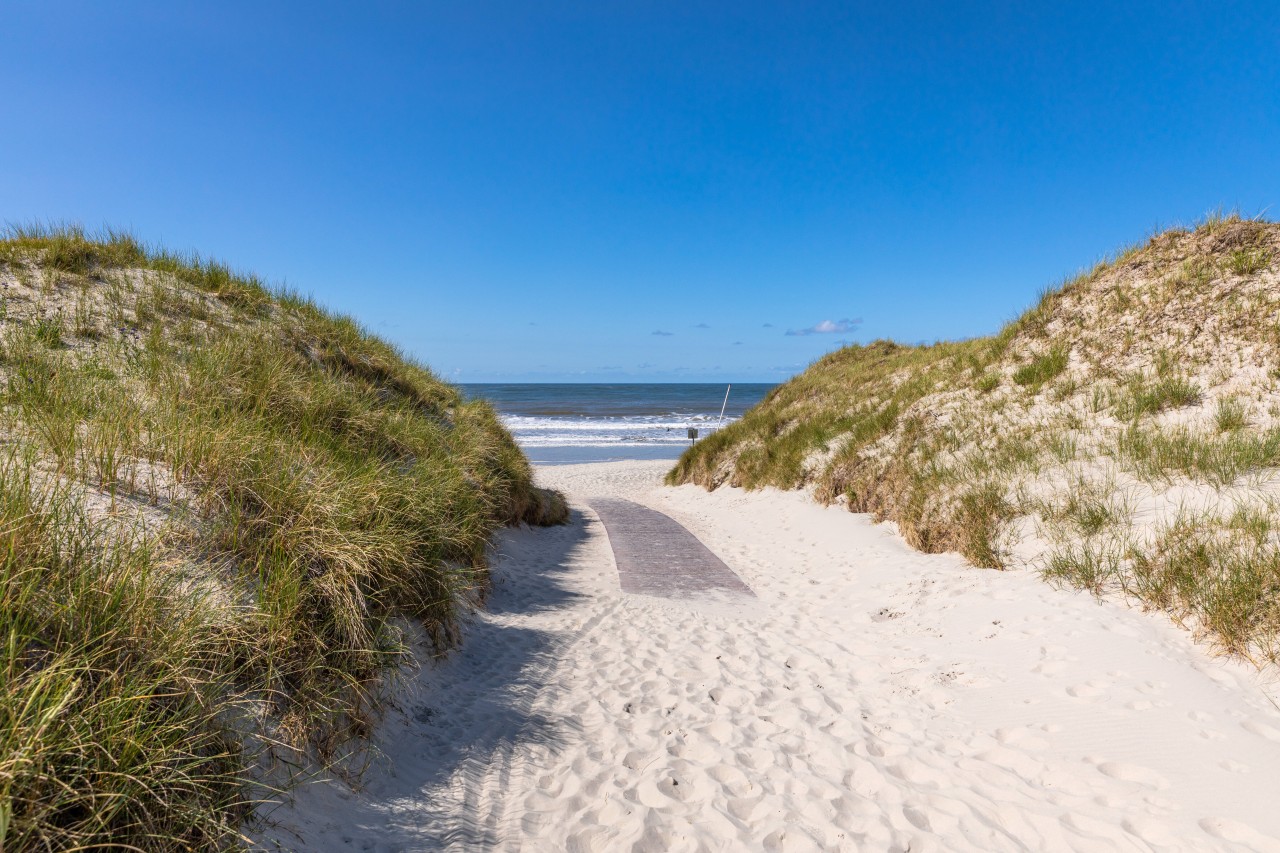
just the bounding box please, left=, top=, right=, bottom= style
left=255, top=460, right=1280, bottom=852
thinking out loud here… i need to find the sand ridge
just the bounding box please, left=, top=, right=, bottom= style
left=256, top=459, right=1280, bottom=852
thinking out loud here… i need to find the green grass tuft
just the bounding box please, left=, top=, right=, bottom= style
left=671, top=215, right=1280, bottom=666
left=32, top=315, right=63, bottom=348
left=1118, top=375, right=1202, bottom=419
left=1042, top=540, right=1125, bottom=597
left=1215, top=397, right=1248, bottom=432
left=1012, top=347, right=1068, bottom=388
left=0, top=224, right=566, bottom=848
left=1128, top=513, right=1280, bottom=660
left=0, top=460, right=250, bottom=849
left=1226, top=247, right=1272, bottom=275
left=1116, top=424, right=1280, bottom=486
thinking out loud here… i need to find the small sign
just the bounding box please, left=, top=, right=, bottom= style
left=687, top=427, right=699, bottom=441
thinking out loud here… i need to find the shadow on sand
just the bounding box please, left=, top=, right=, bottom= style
left=254, top=509, right=600, bottom=852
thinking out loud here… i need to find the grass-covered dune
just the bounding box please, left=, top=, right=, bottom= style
left=0, top=225, right=566, bottom=849
left=672, top=214, right=1280, bottom=664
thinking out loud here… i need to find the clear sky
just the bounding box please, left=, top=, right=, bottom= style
left=3, top=2, right=1278, bottom=382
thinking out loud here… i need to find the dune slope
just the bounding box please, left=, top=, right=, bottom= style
left=0, top=226, right=564, bottom=849
left=671, top=215, right=1280, bottom=664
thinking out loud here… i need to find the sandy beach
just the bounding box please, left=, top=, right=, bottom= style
left=257, top=460, right=1280, bottom=852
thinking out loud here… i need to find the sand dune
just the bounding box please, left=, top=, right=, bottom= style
left=256, top=460, right=1280, bottom=852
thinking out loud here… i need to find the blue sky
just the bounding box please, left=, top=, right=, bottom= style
left=3, top=2, right=1278, bottom=382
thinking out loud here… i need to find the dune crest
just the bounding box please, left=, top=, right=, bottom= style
left=672, top=215, right=1280, bottom=664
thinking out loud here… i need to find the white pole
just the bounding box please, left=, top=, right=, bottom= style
left=717, top=384, right=731, bottom=428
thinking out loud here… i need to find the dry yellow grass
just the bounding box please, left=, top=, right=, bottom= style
left=671, top=214, right=1280, bottom=663
left=0, top=225, right=565, bottom=849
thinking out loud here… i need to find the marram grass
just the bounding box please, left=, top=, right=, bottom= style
left=670, top=213, right=1280, bottom=662
left=0, top=224, right=566, bottom=849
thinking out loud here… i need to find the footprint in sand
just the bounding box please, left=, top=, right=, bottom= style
left=1095, top=761, right=1170, bottom=790
left=656, top=773, right=693, bottom=802
left=1200, top=817, right=1280, bottom=851
left=727, top=796, right=765, bottom=822
left=975, top=746, right=1044, bottom=782
left=1066, top=683, right=1108, bottom=700
left=735, top=746, right=776, bottom=772
left=629, top=776, right=677, bottom=809
left=995, top=727, right=1049, bottom=751
left=1036, top=768, right=1095, bottom=797
left=901, top=802, right=932, bottom=831
left=566, top=827, right=616, bottom=853
left=1061, top=811, right=1124, bottom=841
left=1242, top=718, right=1280, bottom=742
left=667, top=734, right=719, bottom=763
left=1033, top=660, right=1067, bottom=676
left=623, top=749, right=659, bottom=771
left=707, top=685, right=751, bottom=709
left=708, top=764, right=755, bottom=797
left=1123, top=815, right=1181, bottom=846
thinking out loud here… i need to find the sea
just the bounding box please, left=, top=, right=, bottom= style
left=460, top=383, right=777, bottom=464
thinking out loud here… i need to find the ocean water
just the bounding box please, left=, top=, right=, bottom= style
left=460, top=383, right=776, bottom=464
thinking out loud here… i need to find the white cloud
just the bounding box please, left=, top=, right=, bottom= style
left=785, top=317, right=862, bottom=336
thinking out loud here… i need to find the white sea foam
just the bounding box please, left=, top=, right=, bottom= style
left=501, top=414, right=734, bottom=447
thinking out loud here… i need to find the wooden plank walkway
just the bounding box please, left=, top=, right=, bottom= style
left=589, top=498, right=754, bottom=599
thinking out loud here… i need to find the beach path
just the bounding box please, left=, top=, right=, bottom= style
left=256, top=459, right=1280, bottom=853
left=589, top=498, right=753, bottom=598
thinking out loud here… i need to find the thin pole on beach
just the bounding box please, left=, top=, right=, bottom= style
left=718, top=384, right=731, bottom=428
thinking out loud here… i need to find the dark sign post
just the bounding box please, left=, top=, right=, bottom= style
left=687, top=427, right=698, bottom=446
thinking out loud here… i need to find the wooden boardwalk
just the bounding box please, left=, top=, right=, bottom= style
left=589, top=499, right=754, bottom=599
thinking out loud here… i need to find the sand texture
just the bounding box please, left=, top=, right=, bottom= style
left=256, top=460, right=1280, bottom=852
